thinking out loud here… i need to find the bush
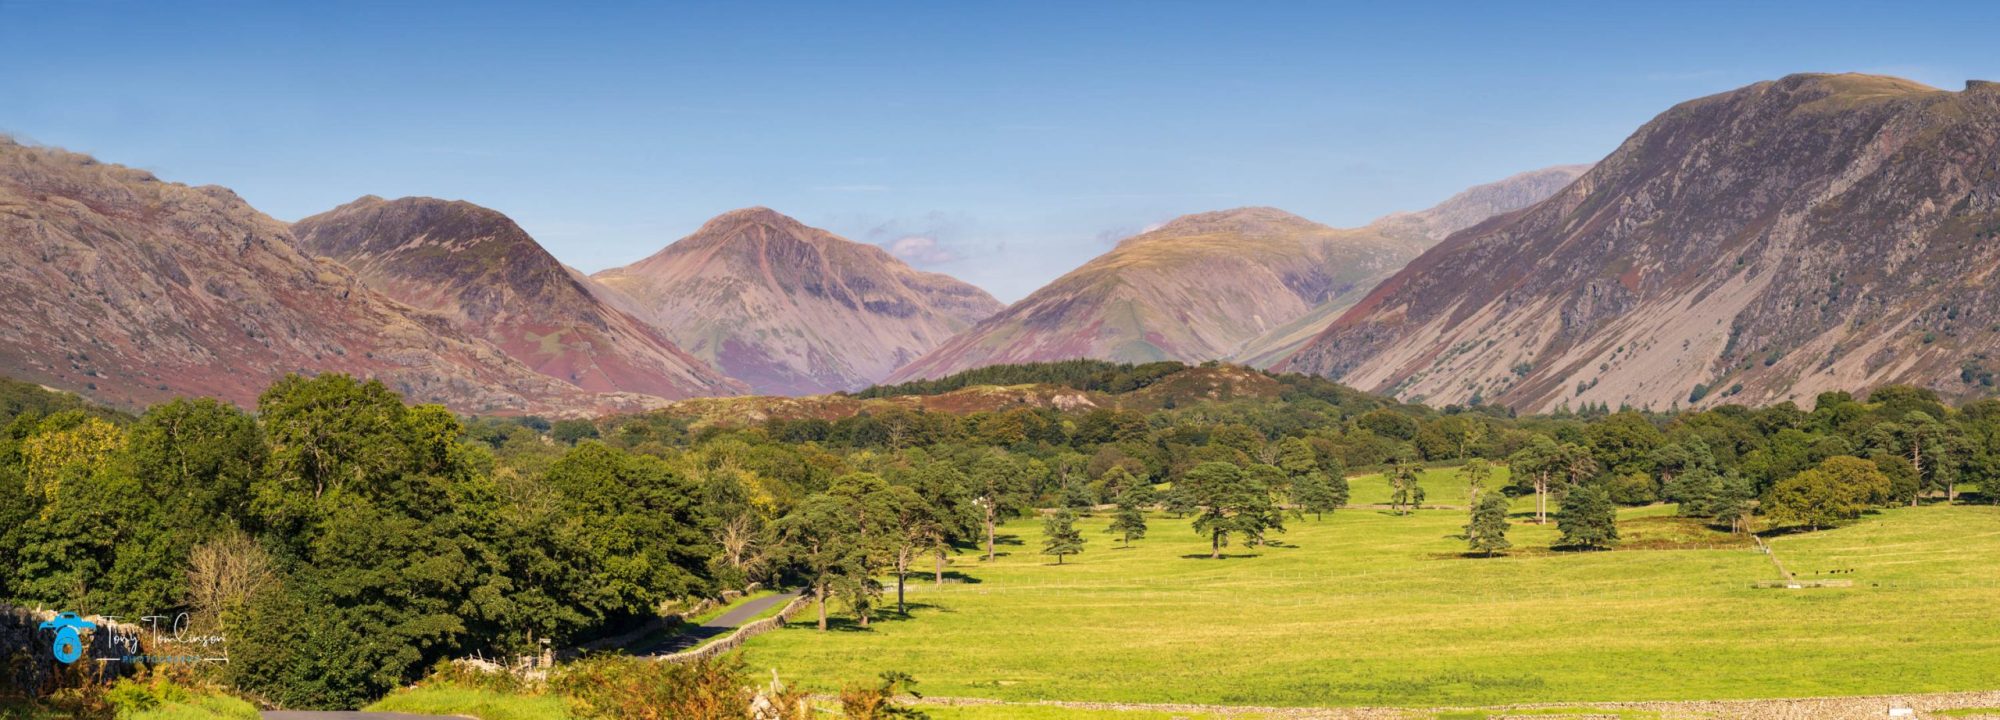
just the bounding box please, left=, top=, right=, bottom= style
left=551, top=655, right=754, bottom=720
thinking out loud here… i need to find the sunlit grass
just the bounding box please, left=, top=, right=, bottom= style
left=740, top=472, right=2000, bottom=708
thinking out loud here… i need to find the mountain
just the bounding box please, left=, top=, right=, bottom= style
left=887, top=166, right=1587, bottom=382
left=292, top=196, right=745, bottom=400
left=589, top=208, right=1003, bottom=395
left=1284, top=74, right=2000, bottom=411
left=1229, top=165, right=1589, bottom=367
left=0, top=138, right=652, bottom=415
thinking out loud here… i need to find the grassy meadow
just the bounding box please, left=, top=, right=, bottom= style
left=738, top=469, right=2000, bottom=708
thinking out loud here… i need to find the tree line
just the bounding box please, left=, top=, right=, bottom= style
left=2, top=364, right=1995, bottom=708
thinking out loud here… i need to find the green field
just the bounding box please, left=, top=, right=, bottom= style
left=739, top=470, right=2000, bottom=708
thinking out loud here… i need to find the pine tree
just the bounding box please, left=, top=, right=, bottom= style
left=1465, top=493, right=1512, bottom=557
left=1041, top=509, right=1086, bottom=564
left=1105, top=493, right=1148, bottom=548
left=1557, top=484, right=1618, bottom=550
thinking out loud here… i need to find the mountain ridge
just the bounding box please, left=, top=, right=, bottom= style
left=1283, top=72, right=2000, bottom=410
left=888, top=165, right=1588, bottom=382
left=292, top=195, right=746, bottom=401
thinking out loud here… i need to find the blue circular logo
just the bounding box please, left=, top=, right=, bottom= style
left=52, top=626, right=84, bottom=664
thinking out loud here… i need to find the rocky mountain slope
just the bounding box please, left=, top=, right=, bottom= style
left=0, top=138, right=657, bottom=415
left=889, top=166, right=1586, bottom=382
left=1284, top=74, right=2000, bottom=411
left=293, top=196, right=744, bottom=400
left=590, top=207, right=1003, bottom=395
left=1229, top=165, right=1589, bottom=367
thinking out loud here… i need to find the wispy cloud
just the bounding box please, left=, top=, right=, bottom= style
left=812, top=184, right=890, bottom=193
left=884, top=235, right=959, bottom=265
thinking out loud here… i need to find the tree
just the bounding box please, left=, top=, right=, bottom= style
left=1556, top=484, right=1617, bottom=550
left=1292, top=470, right=1346, bottom=520
left=1458, top=459, right=1493, bottom=512
left=1711, top=473, right=1758, bottom=534
left=1464, top=494, right=1512, bottom=556
left=1766, top=456, right=1890, bottom=531
left=771, top=494, right=865, bottom=631
left=1182, top=461, right=1275, bottom=559
left=968, top=452, right=1027, bottom=561
left=550, top=418, right=599, bottom=445
left=1105, top=491, right=1148, bottom=548
left=1387, top=460, right=1426, bottom=515
left=1509, top=437, right=1560, bottom=524
left=1041, top=509, right=1086, bottom=564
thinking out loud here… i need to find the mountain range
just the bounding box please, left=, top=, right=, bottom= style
left=0, top=138, right=640, bottom=415
left=5, top=72, right=1996, bottom=415
left=888, top=165, right=1587, bottom=382
left=292, top=196, right=746, bottom=400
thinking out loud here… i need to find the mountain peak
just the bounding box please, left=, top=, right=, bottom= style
left=1146, top=207, right=1318, bottom=240
left=592, top=211, right=1002, bottom=395
left=700, top=205, right=804, bottom=231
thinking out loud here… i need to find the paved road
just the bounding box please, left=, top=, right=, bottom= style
left=263, top=713, right=467, bottom=719
left=638, top=590, right=800, bottom=655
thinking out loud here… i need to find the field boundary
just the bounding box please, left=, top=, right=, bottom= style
left=898, top=689, right=2000, bottom=719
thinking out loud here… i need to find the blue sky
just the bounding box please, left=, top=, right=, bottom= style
left=4, top=1, right=1997, bottom=301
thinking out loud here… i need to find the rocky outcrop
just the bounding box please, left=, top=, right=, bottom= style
left=1285, top=74, right=2000, bottom=411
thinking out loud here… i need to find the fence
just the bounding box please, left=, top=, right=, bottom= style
left=655, top=594, right=809, bottom=664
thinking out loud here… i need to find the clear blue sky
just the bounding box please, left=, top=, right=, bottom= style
left=4, top=1, right=1996, bottom=301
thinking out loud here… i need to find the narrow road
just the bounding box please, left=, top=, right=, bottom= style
left=638, top=590, right=801, bottom=655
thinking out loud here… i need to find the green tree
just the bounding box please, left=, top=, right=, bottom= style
left=1556, top=484, right=1617, bottom=550
left=1509, top=437, right=1561, bottom=524
left=1387, top=460, right=1426, bottom=515
left=1292, top=470, right=1346, bottom=520
left=1464, top=494, right=1512, bottom=557
left=1041, top=509, right=1086, bottom=564
left=1766, top=456, right=1890, bottom=531
left=1182, top=461, right=1275, bottom=559
left=1105, top=491, right=1148, bottom=548
left=772, top=493, right=865, bottom=631
left=968, top=452, right=1027, bottom=561
left=1458, top=458, right=1493, bottom=512
left=550, top=418, right=599, bottom=445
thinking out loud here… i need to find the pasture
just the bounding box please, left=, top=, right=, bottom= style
left=739, top=469, right=2000, bottom=709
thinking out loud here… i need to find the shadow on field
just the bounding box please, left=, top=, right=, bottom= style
left=1178, top=553, right=1263, bottom=560
left=933, top=570, right=983, bottom=584
left=992, top=533, right=1024, bottom=546
left=818, top=604, right=939, bottom=632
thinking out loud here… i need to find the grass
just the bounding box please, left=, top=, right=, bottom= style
left=366, top=682, right=576, bottom=720
left=740, top=471, right=2000, bottom=709
left=117, top=694, right=260, bottom=720
left=915, top=705, right=1271, bottom=719
left=102, top=679, right=260, bottom=720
